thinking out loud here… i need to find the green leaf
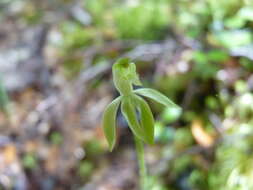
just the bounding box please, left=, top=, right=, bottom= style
left=134, top=88, right=179, bottom=108
left=121, top=96, right=147, bottom=143
left=133, top=95, right=154, bottom=144
left=103, top=96, right=121, bottom=151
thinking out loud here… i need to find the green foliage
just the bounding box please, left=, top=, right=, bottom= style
left=114, top=0, right=170, bottom=40
left=103, top=58, right=179, bottom=150
left=173, top=0, right=210, bottom=38
left=154, top=122, right=175, bottom=143
left=205, top=96, right=219, bottom=110
left=192, top=50, right=227, bottom=80
left=240, top=58, right=253, bottom=71
left=188, top=170, right=208, bottom=189
left=84, top=140, right=105, bottom=157
left=56, top=0, right=253, bottom=50
left=172, top=155, right=192, bottom=175
left=0, top=78, right=9, bottom=113
left=50, top=132, right=63, bottom=145
left=85, top=0, right=109, bottom=26
left=22, top=153, right=38, bottom=169
left=59, top=21, right=95, bottom=51
left=167, top=0, right=253, bottom=50
left=22, top=4, right=43, bottom=25
left=215, top=29, right=252, bottom=48
left=145, top=175, right=169, bottom=190
left=209, top=134, right=253, bottom=190
left=62, top=57, right=84, bottom=79
left=174, top=128, right=194, bottom=149
left=85, top=0, right=170, bottom=40
left=78, top=161, right=94, bottom=178
left=206, top=83, right=253, bottom=190
left=161, top=107, right=182, bottom=124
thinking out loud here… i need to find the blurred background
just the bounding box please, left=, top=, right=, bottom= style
left=0, top=0, right=253, bottom=189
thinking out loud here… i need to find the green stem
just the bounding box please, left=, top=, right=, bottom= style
left=134, top=135, right=148, bottom=190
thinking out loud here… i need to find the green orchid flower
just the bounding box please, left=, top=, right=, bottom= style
left=103, top=58, right=180, bottom=151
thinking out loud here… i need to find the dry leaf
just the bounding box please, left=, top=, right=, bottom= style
left=191, top=119, right=215, bottom=147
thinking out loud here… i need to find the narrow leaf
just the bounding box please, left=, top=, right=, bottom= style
left=133, top=95, right=154, bottom=144
left=134, top=88, right=180, bottom=108
left=121, top=96, right=147, bottom=143
left=103, top=96, right=121, bottom=151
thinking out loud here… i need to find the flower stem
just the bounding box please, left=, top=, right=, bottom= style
left=134, top=135, right=148, bottom=190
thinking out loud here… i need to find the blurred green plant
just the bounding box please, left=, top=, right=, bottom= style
left=22, top=153, right=38, bottom=169
left=205, top=83, right=253, bottom=190
left=192, top=50, right=229, bottom=80
left=0, top=77, right=9, bottom=114
left=102, top=58, right=180, bottom=189
left=240, top=58, right=253, bottom=71
left=114, top=0, right=170, bottom=40
left=78, top=161, right=94, bottom=178
left=161, top=107, right=182, bottom=124
left=50, top=132, right=63, bottom=145
left=85, top=0, right=170, bottom=40
left=59, top=21, right=95, bottom=51
left=154, top=122, right=175, bottom=144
